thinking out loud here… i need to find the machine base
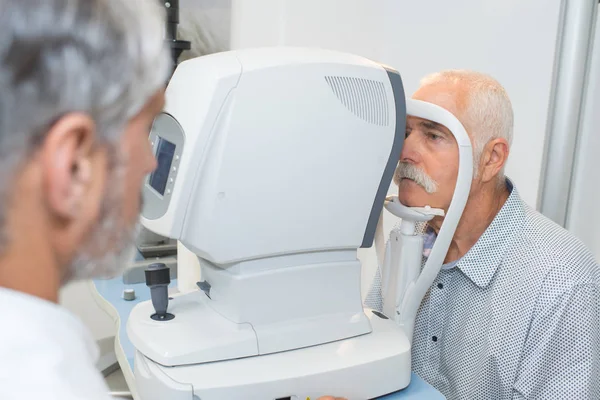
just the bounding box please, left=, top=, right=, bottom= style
left=133, top=309, right=411, bottom=400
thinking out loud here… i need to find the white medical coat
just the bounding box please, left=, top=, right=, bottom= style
left=0, top=287, right=111, bottom=400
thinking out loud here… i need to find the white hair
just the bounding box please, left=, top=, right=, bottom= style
left=0, top=0, right=171, bottom=249
left=419, top=70, right=514, bottom=181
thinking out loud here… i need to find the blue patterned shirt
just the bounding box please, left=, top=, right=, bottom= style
left=365, top=179, right=600, bottom=399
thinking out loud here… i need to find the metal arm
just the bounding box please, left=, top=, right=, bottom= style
left=380, top=99, right=473, bottom=341
left=160, top=0, right=191, bottom=72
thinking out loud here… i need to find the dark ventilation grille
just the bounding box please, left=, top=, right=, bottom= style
left=325, top=76, right=389, bottom=126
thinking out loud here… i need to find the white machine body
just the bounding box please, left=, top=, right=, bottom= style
left=132, top=308, right=411, bottom=400
left=129, top=47, right=471, bottom=399
left=140, top=47, right=401, bottom=258
left=130, top=47, right=410, bottom=400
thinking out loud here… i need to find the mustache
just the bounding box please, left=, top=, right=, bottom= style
left=393, top=162, right=438, bottom=194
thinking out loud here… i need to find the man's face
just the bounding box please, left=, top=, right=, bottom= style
left=395, top=82, right=471, bottom=210
left=67, top=90, right=165, bottom=281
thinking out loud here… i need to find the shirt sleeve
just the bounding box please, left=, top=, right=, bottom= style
left=512, top=282, right=600, bottom=399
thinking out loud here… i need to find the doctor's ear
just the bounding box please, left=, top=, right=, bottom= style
left=42, top=113, right=102, bottom=219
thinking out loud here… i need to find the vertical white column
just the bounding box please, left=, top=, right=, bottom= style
left=177, top=241, right=202, bottom=293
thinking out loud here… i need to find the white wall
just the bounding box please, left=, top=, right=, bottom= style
left=178, top=0, right=231, bottom=60
left=231, top=0, right=562, bottom=207
left=230, top=0, right=564, bottom=295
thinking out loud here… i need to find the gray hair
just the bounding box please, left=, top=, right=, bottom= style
left=419, top=70, right=514, bottom=180
left=0, top=0, right=171, bottom=248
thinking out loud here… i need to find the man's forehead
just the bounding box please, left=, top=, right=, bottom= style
left=406, top=116, right=451, bottom=134
left=411, top=82, right=467, bottom=120
left=408, top=83, right=469, bottom=136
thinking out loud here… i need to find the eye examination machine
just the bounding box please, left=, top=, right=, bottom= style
left=127, top=47, right=472, bottom=400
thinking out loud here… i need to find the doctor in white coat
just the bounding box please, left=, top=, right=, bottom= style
left=0, top=0, right=170, bottom=398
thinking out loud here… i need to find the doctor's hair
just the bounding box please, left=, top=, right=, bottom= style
left=0, top=0, right=171, bottom=247
left=419, top=70, right=514, bottom=181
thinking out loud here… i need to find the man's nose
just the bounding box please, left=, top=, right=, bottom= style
left=400, top=130, right=421, bottom=163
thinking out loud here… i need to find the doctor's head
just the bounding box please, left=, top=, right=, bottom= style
left=0, top=0, right=170, bottom=296
left=394, top=70, right=513, bottom=211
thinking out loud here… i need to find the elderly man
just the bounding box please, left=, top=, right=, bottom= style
left=365, top=70, right=600, bottom=399
left=0, top=0, right=171, bottom=398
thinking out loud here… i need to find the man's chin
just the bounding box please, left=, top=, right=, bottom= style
left=398, top=195, right=419, bottom=207
left=398, top=180, right=426, bottom=206
left=398, top=192, right=439, bottom=209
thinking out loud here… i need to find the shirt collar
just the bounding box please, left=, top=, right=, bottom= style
left=424, top=178, right=526, bottom=288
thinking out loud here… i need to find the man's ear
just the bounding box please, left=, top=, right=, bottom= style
left=479, top=138, right=509, bottom=183
left=41, top=113, right=97, bottom=219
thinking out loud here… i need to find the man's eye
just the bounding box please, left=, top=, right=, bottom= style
left=427, top=132, right=441, bottom=141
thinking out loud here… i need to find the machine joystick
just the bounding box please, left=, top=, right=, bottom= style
left=145, top=262, right=175, bottom=321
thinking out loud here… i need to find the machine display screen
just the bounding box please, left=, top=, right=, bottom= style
left=149, top=137, right=176, bottom=195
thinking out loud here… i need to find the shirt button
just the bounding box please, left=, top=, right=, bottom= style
left=432, top=336, right=438, bottom=342
left=437, top=283, right=444, bottom=289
